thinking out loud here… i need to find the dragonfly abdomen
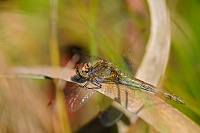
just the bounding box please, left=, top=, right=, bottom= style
left=163, top=92, right=185, bottom=104
left=118, top=72, right=185, bottom=104
left=118, top=71, right=155, bottom=91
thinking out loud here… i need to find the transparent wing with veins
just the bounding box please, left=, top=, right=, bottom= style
left=64, top=83, right=95, bottom=112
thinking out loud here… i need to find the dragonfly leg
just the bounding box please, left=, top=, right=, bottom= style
left=82, top=78, right=102, bottom=89
left=83, top=81, right=90, bottom=88
left=90, top=78, right=102, bottom=89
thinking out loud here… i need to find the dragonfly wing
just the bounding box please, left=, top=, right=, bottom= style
left=75, top=52, right=104, bottom=65
left=64, top=84, right=95, bottom=112
left=98, top=83, right=146, bottom=113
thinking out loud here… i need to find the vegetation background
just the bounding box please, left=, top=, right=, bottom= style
left=0, top=0, right=200, bottom=132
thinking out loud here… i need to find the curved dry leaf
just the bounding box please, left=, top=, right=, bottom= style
left=136, top=0, right=171, bottom=86
left=12, top=66, right=200, bottom=133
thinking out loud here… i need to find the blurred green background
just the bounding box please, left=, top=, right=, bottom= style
left=0, top=0, right=200, bottom=132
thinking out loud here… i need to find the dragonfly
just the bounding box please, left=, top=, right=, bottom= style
left=65, top=55, right=185, bottom=122
left=75, top=58, right=184, bottom=101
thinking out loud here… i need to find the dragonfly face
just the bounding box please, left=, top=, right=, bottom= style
left=76, top=62, right=92, bottom=79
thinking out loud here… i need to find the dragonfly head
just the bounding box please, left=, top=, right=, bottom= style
left=76, top=62, right=92, bottom=78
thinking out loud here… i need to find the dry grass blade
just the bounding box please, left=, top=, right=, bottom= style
left=13, top=66, right=200, bottom=133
